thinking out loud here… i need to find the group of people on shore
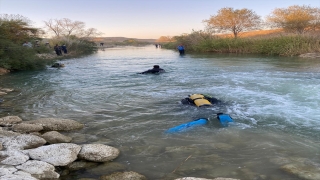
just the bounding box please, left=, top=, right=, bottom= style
left=54, top=44, right=68, bottom=56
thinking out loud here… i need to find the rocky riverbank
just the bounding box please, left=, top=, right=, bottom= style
left=0, top=87, right=240, bottom=180
left=0, top=116, right=240, bottom=180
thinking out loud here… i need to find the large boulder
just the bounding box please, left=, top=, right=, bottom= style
left=16, top=160, right=60, bottom=179
left=12, top=123, right=43, bottom=133
left=41, top=131, right=72, bottom=144
left=25, top=143, right=81, bottom=166
left=26, top=118, right=84, bottom=131
left=78, top=144, right=120, bottom=162
left=1, top=134, right=46, bottom=150
left=0, top=116, right=22, bottom=126
left=0, top=150, right=29, bottom=165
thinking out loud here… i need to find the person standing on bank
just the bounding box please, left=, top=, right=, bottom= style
left=177, top=44, right=185, bottom=55
left=138, top=65, right=165, bottom=74
left=61, top=44, right=67, bottom=54
left=54, top=44, right=62, bottom=56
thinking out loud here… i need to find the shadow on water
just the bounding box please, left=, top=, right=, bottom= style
left=1, top=45, right=320, bottom=179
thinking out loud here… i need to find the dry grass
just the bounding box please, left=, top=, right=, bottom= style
left=217, top=29, right=285, bottom=38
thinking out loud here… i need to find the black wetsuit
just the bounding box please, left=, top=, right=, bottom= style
left=139, top=68, right=165, bottom=74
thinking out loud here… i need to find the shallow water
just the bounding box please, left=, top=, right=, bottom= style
left=1, top=46, right=320, bottom=179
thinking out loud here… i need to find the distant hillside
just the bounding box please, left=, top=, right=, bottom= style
left=90, top=37, right=157, bottom=43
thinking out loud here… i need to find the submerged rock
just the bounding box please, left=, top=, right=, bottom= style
left=174, top=178, right=240, bottom=180
left=281, top=163, right=320, bottom=180
left=78, top=144, right=120, bottom=162
left=12, top=123, right=43, bottom=133
left=0, top=116, right=22, bottom=126
left=26, top=118, right=84, bottom=131
left=41, top=131, right=72, bottom=144
left=100, top=171, right=147, bottom=180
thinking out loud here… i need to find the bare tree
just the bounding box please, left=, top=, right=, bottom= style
left=267, top=5, right=319, bottom=34
left=204, top=7, right=262, bottom=38
left=43, top=18, right=102, bottom=38
left=59, top=18, right=85, bottom=37
left=43, top=19, right=63, bottom=37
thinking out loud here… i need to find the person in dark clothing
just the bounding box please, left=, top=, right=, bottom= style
left=61, top=44, right=67, bottom=54
left=177, top=44, right=185, bottom=55
left=138, top=65, right=165, bottom=74
left=54, top=44, right=62, bottom=56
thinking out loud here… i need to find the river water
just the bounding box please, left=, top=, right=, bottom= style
left=1, top=45, right=320, bottom=180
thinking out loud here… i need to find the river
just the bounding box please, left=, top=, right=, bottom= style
left=1, top=45, right=320, bottom=180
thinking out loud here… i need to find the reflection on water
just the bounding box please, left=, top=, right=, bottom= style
left=1, top=45, right=320, bottom=179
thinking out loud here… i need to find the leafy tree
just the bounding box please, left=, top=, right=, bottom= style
left=0, top=14, right=49, bottom=71
left=0, top=14, right=42, bottom=44
left=204, top=7, right=262, bottom=38
left=266, top=5, right=320, bottom=34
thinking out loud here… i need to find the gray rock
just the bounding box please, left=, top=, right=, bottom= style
left=26, top=118, right=84, bottom=131
left=0, top=88, right=14, bottom=92
left=66, top=160, right=98, bottom=171
left=41, top=131, right=72, bottom=144
left=100, top=171, right=147, bottom=180
left=281, top=163, right=320, bottom=180
left=0, top=142, right=2, bottom=151
left=0, top=129, right=21, bottom=138
left=16, top=160, right=59, bottom=179
left=78, top=144, right=120, bottom=162
left=0, top=150, right=29, bottom=165
left=2, top=134, right=46, bottom=150
left=174, top=178, right=213, bottom=180
left=0, top=91, right=7, bottom=96
left=175, top=178, right=240, bottom=180
left=0, top=165, right=17, bottom=176
left=0, top=174, right=38, bottom=180
left=0, top=116, right=22, bottom=126
left=12, top=123, right=43, bottom=133
left=25, top=143, right=81, bottom=166
left=86, top=162, right=126, bottom=175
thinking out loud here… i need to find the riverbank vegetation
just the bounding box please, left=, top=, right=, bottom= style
left=161, top=5, right=320, bottom=56
left=0, top=15, right=99, bottom=71
left=162, top=30, right=320, bottom=56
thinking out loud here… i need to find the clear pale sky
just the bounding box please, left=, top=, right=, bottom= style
left=1, top=0, right=320, bottom=39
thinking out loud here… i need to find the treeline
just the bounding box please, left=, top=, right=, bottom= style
left=0, top=15, right=99, bottom=71
left=160, top=5, right=320, bottom=56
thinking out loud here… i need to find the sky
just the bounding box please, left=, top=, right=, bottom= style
left=1, top=0, right=320, bottom=39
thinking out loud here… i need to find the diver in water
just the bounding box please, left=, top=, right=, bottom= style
left=138, top=65, right=165, bottom=74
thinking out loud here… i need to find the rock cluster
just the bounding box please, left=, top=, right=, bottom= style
left=0, top=116, right=122, bottom=180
